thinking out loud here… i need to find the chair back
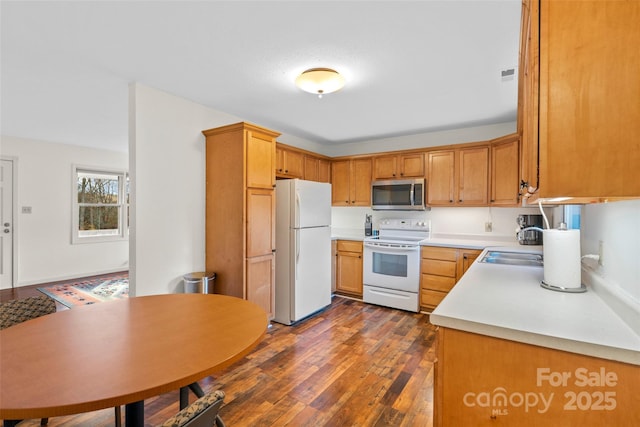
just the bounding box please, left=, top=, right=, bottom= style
left=161, top=390, right=226, bottom=427
left=0, top=295, right=57, bottom=330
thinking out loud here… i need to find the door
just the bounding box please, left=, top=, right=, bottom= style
left=331, top=160, right=351, bottom=206
left=1, top=159, right=14, bottom=289
left=246, top=188, right=275, bottom=258
left=246, top=253, right=275, bottom=319
left=293, top=226, right=331, bottom=321
left=294, top=180, right=331, bottom=228
left=427, top=151, right=455, bottom=205
left=457, top=147, right=489, bottom=205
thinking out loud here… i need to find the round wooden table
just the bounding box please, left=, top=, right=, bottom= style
left=0, top=294, right=267, bottom=426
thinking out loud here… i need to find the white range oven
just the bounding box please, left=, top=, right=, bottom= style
left=363, top=219, right=430, bottom=312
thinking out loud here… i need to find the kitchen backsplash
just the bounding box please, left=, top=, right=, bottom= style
left=581, top=198, right=640, bottom=304
left=331, top=206, right=554, bottom=238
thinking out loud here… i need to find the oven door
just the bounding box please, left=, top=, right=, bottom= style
left=363, top=241, right=421, bottom=292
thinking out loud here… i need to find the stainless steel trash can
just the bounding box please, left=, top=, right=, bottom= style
left=183, top=272, right=216, bottom=294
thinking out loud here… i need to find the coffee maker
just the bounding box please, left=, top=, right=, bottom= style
left=516, top=214, right=543, bottom=245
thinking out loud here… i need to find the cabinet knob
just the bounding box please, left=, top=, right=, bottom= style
left=449, top=200, right=453, bottom=203
left=285, top=169, right=288, bottom=173
left=352, top=200, right=355, bottom=204
left=345, top=200, right=349, bottom=204
left=459, top=199, right=462, bottom=202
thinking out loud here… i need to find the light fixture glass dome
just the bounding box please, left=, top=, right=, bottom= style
left=295, top=68, right=345, bottom=97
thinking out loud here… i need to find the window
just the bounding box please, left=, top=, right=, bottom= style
left=72, top=166, right=128, bottom=243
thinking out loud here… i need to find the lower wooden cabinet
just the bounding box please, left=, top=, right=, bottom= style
left=335, top=240, right=363, bottom=297
left=420, top=246, right=481, bottom=311
left=435, top=327, right=640, bottom=426
left=246, top=254, right=275, bottom=319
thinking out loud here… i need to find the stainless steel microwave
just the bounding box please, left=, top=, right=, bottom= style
left=371, top=178, right=426, bottom=211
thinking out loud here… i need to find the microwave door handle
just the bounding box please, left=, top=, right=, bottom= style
left=409, top=183, right=415, bottom=206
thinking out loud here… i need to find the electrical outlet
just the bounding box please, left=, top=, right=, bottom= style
left=485, top=222, right=493, bottom=232
left=598, top=240, right=604, bottom=266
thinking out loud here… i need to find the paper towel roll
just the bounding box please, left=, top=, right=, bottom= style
left=543, top=229, right=581, bottom=289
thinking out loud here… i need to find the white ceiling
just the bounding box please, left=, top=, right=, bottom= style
left=1, top=1, right=521, bottom=153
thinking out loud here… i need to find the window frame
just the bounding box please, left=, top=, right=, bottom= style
left=71, top=165, right=129, bottom=244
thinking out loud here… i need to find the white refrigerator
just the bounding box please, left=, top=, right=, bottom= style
left=274, top=179, right=332, bottom=325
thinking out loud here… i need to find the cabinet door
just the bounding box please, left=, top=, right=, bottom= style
left=457, top=147, right=488, bottom=206
left=246, top=189, right=275, bottom=258
left=246, top=131, right=275, bottom=189
left=336, top=250, right=363, bottom=296
left=373, top=155, right=398, bottom=179
left=318, top=159, right=331, bottom=183
left=457, top=249, right=481, bottom=279
left=350, top=158, right=372, bottom=206
left=246, top=253, right=274, bottom=319
left=539, top=0, right=640, bottom=198
left=331, top=160, right=351, bottom=206
left=491, top=135, right=520, bottom=206
left=427, top=151, right=455, bottom=206
left=275, top=146, right=286, bottom=175
left=399, top=153, right=425, bottom=178
left=304, top=156, right=318, bottom=181
left=284, top=150, right=304, bottom=178
left=518, top=0, right=540, bottom=196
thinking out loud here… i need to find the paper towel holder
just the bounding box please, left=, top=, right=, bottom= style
left=541, top=280, right=587, bottom=293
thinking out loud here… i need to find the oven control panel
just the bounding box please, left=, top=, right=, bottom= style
left=379, top=218, right=430, bottom=231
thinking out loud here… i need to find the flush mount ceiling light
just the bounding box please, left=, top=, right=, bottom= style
left=295, top=68, right=345, bottom=98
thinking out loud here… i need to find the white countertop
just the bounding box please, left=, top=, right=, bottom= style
left=421, top=233, right=522, bottom=249
left=430, top=247, right=640, bottom=365
left=331, top=228, right=367, bottom=241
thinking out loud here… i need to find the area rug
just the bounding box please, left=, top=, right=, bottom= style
left=38, top=273, right=129, bottom=308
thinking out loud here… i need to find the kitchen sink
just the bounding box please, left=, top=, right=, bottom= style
left=480, top=251, right=543, bottom=267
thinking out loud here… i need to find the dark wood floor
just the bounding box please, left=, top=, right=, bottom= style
left=5, top=292, right=436, bottom=427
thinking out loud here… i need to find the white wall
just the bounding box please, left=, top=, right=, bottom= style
left=581, top=199, right=640, bottom=303
left=0, top=136, right=129, bottom=285
left=129, top=84, right=329, bottom=296
left=321, top=121, right=516, bottom=157
left=129, top=84, right=241, bottom=296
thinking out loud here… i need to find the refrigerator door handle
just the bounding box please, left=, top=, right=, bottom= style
left=295, top=191, right=301, bottom=228
left=295, top=229, right=300, bottom=279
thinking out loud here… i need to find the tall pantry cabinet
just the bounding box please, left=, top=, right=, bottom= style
left=202, top=122, right=280, bottom=319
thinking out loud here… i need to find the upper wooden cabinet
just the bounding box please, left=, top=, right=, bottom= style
left=303, top=155, right=331, bottom=183
left=427, top=147, right=489, bottom=206
left=203, top=122, right=279, bottom=319
left=373, top=153, right=424, bottom=180
left=275, top=146, right=304, bottom=179
left=490, top=134, right=520, bottom=206
left=519, top=0, right=640, bottom=201
left=317, top=159, right=331, bottom=183
left=331, top=158, right=372, bottom=206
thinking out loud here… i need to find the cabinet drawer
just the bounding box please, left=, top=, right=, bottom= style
left=422, top=246, right=457, bottom=262
left=337, top=240, right=363, bottom=253
left=421, top=289, right=447, bottom=308
left=421, top=259, right=456, bottom=278
left=422, top=274, right=457, bottom=292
